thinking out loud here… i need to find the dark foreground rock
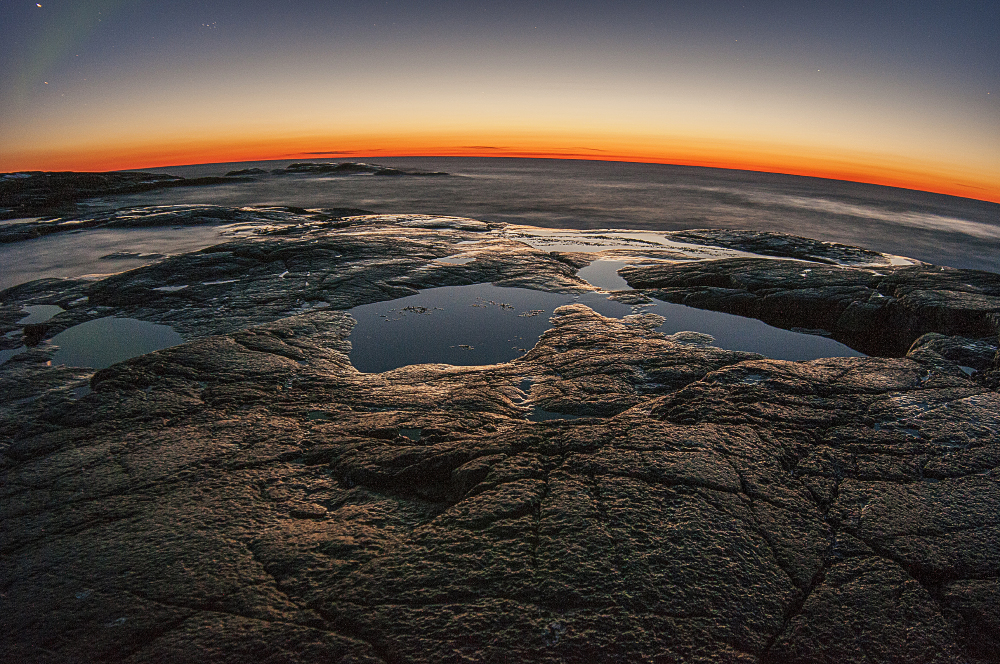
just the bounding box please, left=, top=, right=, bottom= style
left=1, top=213, right=998, bottom=663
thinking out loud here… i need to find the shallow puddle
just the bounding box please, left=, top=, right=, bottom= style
left=347, top=282, right=863, bottom=373
left=398, top=427, right=423, bottom=441
left=576, top=259, right=633, bottom=291
left=651, top=300, right=864, bottom=361
left=435, top=255, right=476, bottom=265
left=528, top=407, right=584, bottom=422
left=348, top=284, right=632, bottom=373
left=18, top=304, right=65, bottom=324
left=1, top=305, right=67, bottom=366
left=575, top=259, right=863, bottom=361
left=50, top=317, right=185, bottom=369
left=0, top=346, right=27, bottom=365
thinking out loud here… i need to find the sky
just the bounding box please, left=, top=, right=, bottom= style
left=1, top=0, right=997, bottom=202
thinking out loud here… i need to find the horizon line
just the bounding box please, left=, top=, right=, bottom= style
left=4, top=151, right=998, bottom=206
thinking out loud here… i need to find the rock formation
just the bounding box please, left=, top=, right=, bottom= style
left=1, top=211, right=997, bottom=662
left=0, top=172, right=246, bottom=221
left=271, top=162, right=449, bottom=177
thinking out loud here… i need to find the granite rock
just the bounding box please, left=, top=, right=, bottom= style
left=621, top=258, right=1000, bottom=356
left=1, top=212, right=997, bottom=663
left=0, top=171, right=243, bottom=221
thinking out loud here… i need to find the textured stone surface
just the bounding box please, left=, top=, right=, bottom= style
left=0, top=171, right=241, bottom=221
left=1, top=211, right=998, bottom=663
left=621, top=258, right=1000, bottom=356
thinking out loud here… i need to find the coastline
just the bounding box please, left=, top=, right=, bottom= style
left=2, top=208, right=998, bottom=662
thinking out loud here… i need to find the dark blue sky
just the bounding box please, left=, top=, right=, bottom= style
left=4, top=1, right=995, bottom=85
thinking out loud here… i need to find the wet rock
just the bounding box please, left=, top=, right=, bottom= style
left=225, top=167, right=269, bottom=176
left=907, top=332, right=998, bottom=373
left=667, top=228, right=903, bottom=266
left=0, top=204, right=373, bottom=244
left=622, top=258, right=1000, bottom=356
left=0, top=171, right=241, bottom=221
left=1, top=212, right=998, bottom=662
left=21, top=323, right=47, bottom=346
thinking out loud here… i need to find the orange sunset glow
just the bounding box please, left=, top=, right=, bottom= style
left=2, top=2, right=997, bottom=203
left=8, top=133, right=997, bottom=204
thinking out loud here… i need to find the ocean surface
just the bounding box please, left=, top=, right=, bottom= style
left=3, top=158, right=999, bottom=291
left=115, top=157, right=1000, bottom=273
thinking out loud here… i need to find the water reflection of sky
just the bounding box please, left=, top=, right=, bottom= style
left=348, top=285, right=632, bottom=373
left=347, top=283, right=862, bottom=373
left=1, top=283, right=863, bottom=376
left=50, top=317, right=184, bottom=370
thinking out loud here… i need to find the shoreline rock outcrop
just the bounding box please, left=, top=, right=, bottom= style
left=1, top=211, right=997, bottom=663
left=0, top=171, right=246, bottom=221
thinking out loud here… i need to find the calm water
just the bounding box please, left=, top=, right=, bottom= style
left=347, top=283, right=862, bottom=373
left=2, top=315, right=185, bottom=370
left=0, top=305, right=66, bottom=365
left=18, top=304, right=64, bottom=325
left=122, top=157, right=1000, bottom=273
left=50, top=317, right=184, bottom=369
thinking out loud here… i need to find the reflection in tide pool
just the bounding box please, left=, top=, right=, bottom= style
left=18, top=304, right=65, bottom=324
left=51, top=317, right=185, bottom=369
left=348, top=284, right=632, bottom=373
left=576, top=259, right=633, bottom=291
left=0, top=305, right=68, bottom=366
left=653, top=300, right=864, bottom=361
left=575, top=259, right=864, bottom=361
left=347, top=283, right=863, bottom=373
left=0, top=346, right=26, bottom=365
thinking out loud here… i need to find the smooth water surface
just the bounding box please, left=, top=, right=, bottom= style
left=576, top=259, right=634, bottom=291
left=652, top=300, right=863, bottom=361
left=348, top=284, right=633, bottom=373
left=128, top=157, right=1000, bottom=272
left=0, top=305, right=67, bottom=367
left=347, top=283, right=863, bottom=373
left=0, top=346, right=26, bottom=365
left=50, top=317, right=185, bottom=369
left=18, top=304, right=65, bottom=324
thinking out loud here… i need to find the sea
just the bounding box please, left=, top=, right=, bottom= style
left=3, top=157, right=999, bottom=292
left=129, top=157, right=1000, bottom=273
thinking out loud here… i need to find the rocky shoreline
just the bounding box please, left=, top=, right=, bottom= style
left=1, top=209, right=998, bottom=662
left=0, top=164, right=445, bottom=221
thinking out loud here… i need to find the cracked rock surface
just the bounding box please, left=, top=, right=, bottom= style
left=1, top=211, right=998, bottom=663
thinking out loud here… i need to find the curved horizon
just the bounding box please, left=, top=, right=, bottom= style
left=2, top=2, right=996, bottom=204
left=6, top=146, right=997, bottom=206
